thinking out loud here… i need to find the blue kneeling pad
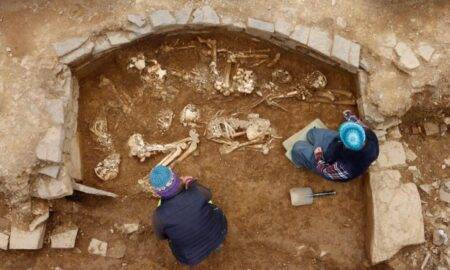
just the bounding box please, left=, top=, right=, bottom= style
left=283, top=118, right=327, bottom=164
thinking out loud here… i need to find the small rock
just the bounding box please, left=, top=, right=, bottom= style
left=404, top=146, right=417, bottom=162
left=38, top=166, right=60, bottom=178
left=423, top=122, right=439, bottom=136
left=32, top=167, right=74, bottom=199
left=121, top=223, right=139, bottom=234
left=445, top=158, right=450, bottom=167
left=444, top=117, right=450, bottom=125
left=433, top=229, right=448, bottom=246
left=387, top=126, right=402, bottom=139
left=88, top=238, right=107, bottom=256
left=53, top=36, right=88, bottom=57
left=416, top=43, right=435, bottom=62
left=50, top=228, right=78, bottom=249
left=9, top=224, right=46, bottom=250
left=394, top=42, right=420, bottom=70
left=336, top=17, right=347, bottom=28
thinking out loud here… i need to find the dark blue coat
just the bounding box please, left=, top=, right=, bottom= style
left=153, top=183, right=227, bottom=266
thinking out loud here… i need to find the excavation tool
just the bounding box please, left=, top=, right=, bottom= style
left=290, top=187, right=336, bottom=206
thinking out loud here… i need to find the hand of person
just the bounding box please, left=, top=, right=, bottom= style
left=343, top=110, right=352, bottom=118
left=151, top=188, right=161, bottom=198
left=313, top=147, right=323, bottom=160
left=180, top=176, right=195, bottom=188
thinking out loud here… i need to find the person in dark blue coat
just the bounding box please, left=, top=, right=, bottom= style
left=291, top=110, right=379, bottom=181
left=150, top=165, right=227, bottom=266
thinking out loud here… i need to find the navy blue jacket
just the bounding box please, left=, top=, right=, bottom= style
left=153, top=182, right=227, bottom=266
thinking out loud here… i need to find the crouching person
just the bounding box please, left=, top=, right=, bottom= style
left=149, top=165, right=228, bottom=266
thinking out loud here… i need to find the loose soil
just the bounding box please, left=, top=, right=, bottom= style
left=4, top=31, right=366, bottom=269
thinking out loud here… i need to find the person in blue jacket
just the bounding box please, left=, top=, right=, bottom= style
left=291, top=110, right=379, bottom=181
left=150, top=165, right=227, bottom=266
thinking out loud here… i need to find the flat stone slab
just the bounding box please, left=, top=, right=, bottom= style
left=53, top=36, right=88, bottom=57
left=106, top=31, right=137, bottom=46
left=174, top=5, right=193, bottom=25
left=0, top=232, right=9, bottom=250
left=50, top=227, right=78, bottom=249
left=290, top=24, right=310, bottom=46
left=60, top=41, right=94, bottom=64
left=36, top=125, right=65, bottom=163
left=73, top=182, right=118, bottom=198
left=192, top=5, right=220, bottom=25
left=9, top=224, right=46, bottom=250
left=32, top=167, right=74, bottom=199
left=367, top=170, right=424, bottom=264
left=395, top=42, right=420, bottom=70
left=38, top=165, right=60, bottom=178
left=127, top=14, right=146, bottom=27
left=376, top=141, right=406, bottom=168
left=93, top=36, right=112, bottom=55
left=67, top=133, right=82, bottom=180
left=88, top=238, right=107, bottom=256
left=274, top=19, right=294, bottom=38
left=149, top=10, right=176, bottom=29
left=45, top=98, right=65, bottom=124
left=308, top=27, right=332, bottom=56
left=416, top=42, right=434, bottom=62
left=246, top=18, right=274, bottom=38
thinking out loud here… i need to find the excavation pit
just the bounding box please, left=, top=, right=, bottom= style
left=72, top=30, right=365, bottom=268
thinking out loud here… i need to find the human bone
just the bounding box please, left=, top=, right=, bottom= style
left=271, top=69, right=292, bottom=84
left=180, top=104, right=200, bottom=126
left=90, top=118, right=113, bottom=150
left=156, top=109, right=174, bottom=132
left=94, top=153, right=121, bottom=181
left=305, top=70, right=327, bottom=90
left=128, top=54, right=146, bottom=71
left=232, top=68, right=256, bottom=94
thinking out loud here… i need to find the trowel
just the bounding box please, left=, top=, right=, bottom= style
left=289, top=187, right=336, bottom=206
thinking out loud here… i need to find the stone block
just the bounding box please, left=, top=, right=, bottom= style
left=53, top=36, right=88, bottom=57
left=192, top=5, right=220, bottom=26
left=38, top=166, right=60, bottom=178
left=9, top=224, right=46, bottom=250
left=423, top=122, right=439, bottom=136
left=174, top=5, right=193, bottom=25
left=107, top=240, right=126, bottom=259
left=106, top=31, right=137, bottom=46
left=349, top=42, right=361, bottom=68
left=60, top=41, right=94, bottom=64
left=32, top=167, right=74, bottom=199
left=394, top=42, right=420, bottom=70
left=274, top=19, right=294, bottom=39
left=45, top=98, right=65, bottom=124
left=88, top=238, right=107, bottom=256
left=127, top=14, right=146, bottom=27
left=307, top=27, right=332, bottom=56
left=67, top=133, right=82, bottom=180
left=0, top=232, right=9, bottom=250
left=220, top=15, right=233, bottom=27
left=50, top=228, right=78, bottom=249
left=125, top=24, right=153, bottom=37
left=229, top=21, right=245, bottom=32
left=93, top=36, right=113, bottom=55
left=36, top=126, right=65, bottom=163
left=289, top=24, right=310, bottom=48
left=376, top=141, right=406, bottom=168
left=416, top=43, right=434, bottom=62
left=367, top=169, right=424, bottom=264
left=331, top=35, right=351, bottom=63
left=149, top=10, right=177, bottom=30
left=29, top=211, right=49, bottom=231
left=246, top=18, right=274, bottom=39
left=73, top=182, right=118, bottom=198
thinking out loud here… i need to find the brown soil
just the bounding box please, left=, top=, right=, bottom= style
left=3, top=31, right=366, bottom=269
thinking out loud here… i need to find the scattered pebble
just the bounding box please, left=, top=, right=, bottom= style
left=336, top=17, right=347, bottom=29
left=433, top=229, right=448, bottom=246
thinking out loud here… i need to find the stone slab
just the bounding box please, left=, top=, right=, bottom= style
left=38, top=166, right=60, bottom=178
left=50, top=228, right=78, bottom=249
left=394, top=42, right=420, bottom=70
left=290, top=24, right=310, bottom=46
left=9, top=224, right=46, bottom=250
left=192, top=5, right=220, bottom=26
left=67, top=133, right=82, bottom=180
left=73, top=182, right=118, bottom=198
left=376, top=141, right=406, bottom=168
left=307, top=27, right=332, bottom=56
left=367, top=170, right=424, bottom=264
left=127, top=14, right=146, bottom=27
left=416, top=42, right=434, bottom=62
left=60, top=41, right=94, bottom=64
left=348, top=42, right=361, bottom=68
left=36, top=125, right=65, bottom=163
left=246, top=18, right=274, bottom=39
left=331, top=35, right=351, bottom=63
left=149, top=10, right=176, bottom=30
left=53, top=36, right=88, bottom=57
left=274, top=19, right=294, bottom=39
left=107, top=240, right=126, bottom=259
left=45, top=98, right=65, bottom=124
left=93, top=36, right=113, bottom=55
left=174, top=5, right=193, bottom=25
left=32, top=167, right=74, bottom=199
left=106, top=31, right=137, bottom=46
left=29, top=211, right=49, bottom=231
left=125, top=24, right=153, bottom=37
left=0, top=232, right=9, bottom=250
left=88, top=238, right=107, bottom=256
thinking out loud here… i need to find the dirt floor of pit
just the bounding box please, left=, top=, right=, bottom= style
left=5, top=31, right=366, bottom=269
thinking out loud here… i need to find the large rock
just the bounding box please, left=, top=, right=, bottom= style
left=88, top=238, right=108, bottom=256
left=53, top=36, right=88, bottom=57
left=0, top=232, right=9, bottom=250
left=32, top=166, right=74, bottom=199
left=9, top=224, right=46, bottom=250
left=367, top=170, right=424, bottom=264
left=394, top=42, right=420, bottom=70
left=376, top=141, right=406, bottom=168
